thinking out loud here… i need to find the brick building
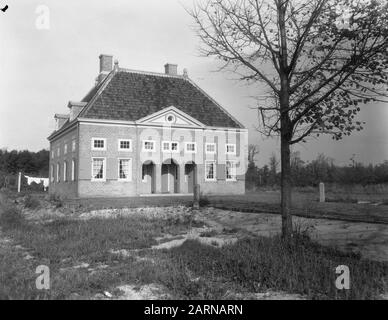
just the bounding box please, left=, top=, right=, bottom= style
left=48, top=54, right=248, bottom=198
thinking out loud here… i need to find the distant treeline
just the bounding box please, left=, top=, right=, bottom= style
left=246, top=149, right=388, bottom=189
left=0, top=149, right=49, bottom=177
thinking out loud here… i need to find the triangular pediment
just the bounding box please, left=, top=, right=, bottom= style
left=136, top=106, right=205, bottom=128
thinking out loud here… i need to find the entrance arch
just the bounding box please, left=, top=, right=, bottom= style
left=185, top=161, right=197, bottom=193
left=161, top=159, right=179, bottom=193
left=142, top=160, right=155, bottom=194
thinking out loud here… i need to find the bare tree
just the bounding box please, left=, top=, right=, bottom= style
left=188, top=0, right=388, bottom=239
left=248, top=144, right=259, bottom=163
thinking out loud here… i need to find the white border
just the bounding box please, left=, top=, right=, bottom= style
left=142, top=140, right=156, bottom=152
left=118, top=139, right=133, bottom=152
left=185, top=142, right=197, bottom=154
left=91, top=137, right=107, bottom=151
left=118, top=158, right=132, bottom=181
left=91, top=157, right=106, bottom=181
left=226, top=143, right=236, bottom=155
left=205, top=143, right=216, bottom=154
left=205, top=160, right=217, bottom=181
left=225, top=160, right=237, bottom=181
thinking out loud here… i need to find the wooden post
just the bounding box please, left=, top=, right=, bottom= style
left=17, top=172, right=22, bottom=193
left=319, top=182, right=325, bottom=203
left=193, top=184, right=200, bottom=210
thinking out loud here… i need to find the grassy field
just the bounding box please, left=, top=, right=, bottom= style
left=0, top=191, right=387, bottom=300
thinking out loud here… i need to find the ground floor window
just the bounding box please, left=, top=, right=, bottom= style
left=50, top=165, right=54, bottom=182
left=71, top=159, right=75, bottom=181
left=226, top=161, right=237, bottom=181
left=56, top=163, right=60, bottom=182
left=205, top=161, right=216, bottom=181
left=118, top=158, right=132, bottom=181
left=63, top=161, right=67, bottom=182
left=92, top=158, right=106, bottom=181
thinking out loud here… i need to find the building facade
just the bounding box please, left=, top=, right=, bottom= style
left=48, top=55, right=248, bottom=198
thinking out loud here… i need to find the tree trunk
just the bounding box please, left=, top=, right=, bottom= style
left=280, top=134, right=293, bottom=239
left=277, top=0, right=293, bottom=240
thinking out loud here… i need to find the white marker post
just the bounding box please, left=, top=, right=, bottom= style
left=319, top=182, right=325, bottom=203
left=17, top=172, right=22, bottom=193
left=193, top=184, right=200, bottom=210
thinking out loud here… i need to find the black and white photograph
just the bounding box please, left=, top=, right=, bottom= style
left=0, top=0, right=387, bottom=305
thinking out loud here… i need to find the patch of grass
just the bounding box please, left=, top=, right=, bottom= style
left=49, top=193, right=63, bottom=208
left=0, top=198, right=25, bottom=229
left=199, top=196, right=210, bottom=207
left=24, top=194, right=41, bottom=209
left=162, top=236, right=388, bottom=299
left=200, top=230, right=218, bottom=237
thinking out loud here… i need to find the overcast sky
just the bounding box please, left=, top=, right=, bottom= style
left=1, top=0, right=387, bottom=166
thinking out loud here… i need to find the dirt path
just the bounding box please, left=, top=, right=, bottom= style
left=199, top=208, right=388, bottom=262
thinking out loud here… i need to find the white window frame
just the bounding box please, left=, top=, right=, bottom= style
left=170, top=141, right=179, bottom=153
left=71, top=159, right=75, bottom=181
left=205, top=143, right=216, bottom=154
left=91, top=138, right=107, bottom=151
left=205, top=160, right=217, bottom=181
left=118, top=158, right=132, bottom=181
left=64, top=143, right=68, bottom=155
left=51, top=150, right=54, bottom=159
left=142, top=140, right=156, bottom=152
left=57, top=147, right=60, bottom=157
left=162, top=141, right=171, bottom=153
left=226, top=143, right=236, bottom=155
left=91, top=157, right=106, bottom=181
left=185, top=142, right=197, bottom=154
left=63, top=161, right=67, bottom=182
left=161, top=141, right=180, bottom=153
left=72, top=140, right=76, bottom=152
left=118, top=139, right=132, bottom=152
left=56, top=163, right=60, bottom=182
left=226, top=160, right=237, bottom=181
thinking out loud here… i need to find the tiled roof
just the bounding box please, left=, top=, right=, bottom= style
left=79, top=69, right=243, bottom=128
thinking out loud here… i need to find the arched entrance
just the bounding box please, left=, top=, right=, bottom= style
left=161, top=159, right=179, bottom=193
left=185, top=161, right=197, bottom=193
left=142, top=160, right=155, bottom=194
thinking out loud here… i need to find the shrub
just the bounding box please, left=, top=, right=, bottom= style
left=49, top=193, right=63, bottom=208
left=0, top=202, right=25, bottom=228
left=24, top=194, right=40, bottom=209
left=199, top=196, right=210, bottom=207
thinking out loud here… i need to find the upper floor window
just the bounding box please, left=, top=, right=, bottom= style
left=91, top=157, right=106, bottom=181
left=185, top=142, right=196, bottom=153
left=206, top=143, right=216, bottom=154
left=226, top=144, right=236, bottom=155
left=64, top=144, right=68, bottom=155
left=118, top=158, right=132, bottom=181
left=205, top=160, right=216, bottom=181
left=51, top=151, right=54, bottom=159
left=118, top=139, right=132, bottom=151
left=92, top=138, right=106, bottom=151
left=226, top=161, right=237, bottom=181
left=143, top=140, right=155, bottom=152
left=162, top=141, right=179, bottom=153
left=72, top=140, right=76, bottom=152
left=57, top=147, right=60, bottom=157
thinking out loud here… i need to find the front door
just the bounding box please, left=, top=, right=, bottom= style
left=162, top=163, right=178, bottom=193
left=185, top=164, right=195, bottom=193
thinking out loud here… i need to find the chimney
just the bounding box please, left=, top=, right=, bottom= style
left=97, top=54, right=113, bottom=83
left=68, top=101, right=87, bottom=121
left=164, top=63, right=178, bottom=76
left=54, top=114, right=69, bottom=130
